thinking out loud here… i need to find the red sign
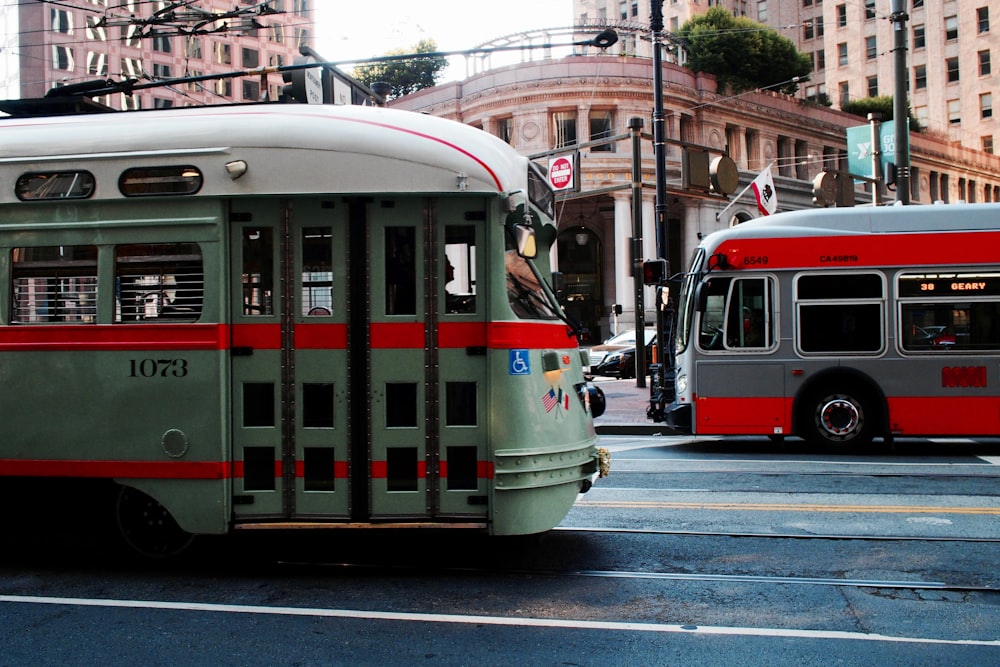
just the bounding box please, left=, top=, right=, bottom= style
left=548, top=156, right=574, bottom=191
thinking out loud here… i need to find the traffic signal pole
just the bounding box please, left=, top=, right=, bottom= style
left=648, top=0, right=672, bottom=421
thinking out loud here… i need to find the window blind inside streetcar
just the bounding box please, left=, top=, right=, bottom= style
left=115, top=243, right=203, bottom=322
left=11, top=245, right=98, bottom=324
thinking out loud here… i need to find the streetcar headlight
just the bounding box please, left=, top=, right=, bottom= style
left=675, top=373, right=688, bottom=395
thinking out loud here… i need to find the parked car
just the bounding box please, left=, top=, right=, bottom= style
left=913, top=325, right=956, bottom=348
left=587, top=329, right=655, bottom=371
left=590, top=329, right=656, bottom=379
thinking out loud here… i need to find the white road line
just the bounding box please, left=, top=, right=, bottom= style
left=1, top=594, right=997, bottom=647
left=978, top=457, right=1000, bottom=465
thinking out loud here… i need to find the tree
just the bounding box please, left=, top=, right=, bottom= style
left=351, top=39, right=448, bottom=100
left=841, top=95, right=922, bottom=132
left=678, top=8, right=812, bottom=95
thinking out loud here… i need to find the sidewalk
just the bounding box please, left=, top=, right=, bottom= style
left=590, top=377, right=675, bottom=435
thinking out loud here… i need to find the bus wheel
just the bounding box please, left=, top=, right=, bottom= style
left=116, top=486, right=194, bottom=558
left=803, top=389, right=874, bottom=447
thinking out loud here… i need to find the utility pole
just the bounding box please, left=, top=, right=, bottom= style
left=890, top=0, right=910, bottom=204
left=648, top=0, right=671, bottom=420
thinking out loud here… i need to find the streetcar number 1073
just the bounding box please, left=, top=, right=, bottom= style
left=129, top=359, right=189, bottom=377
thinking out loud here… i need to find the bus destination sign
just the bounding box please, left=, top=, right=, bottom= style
left=898, top=274, right=1000, bottom=297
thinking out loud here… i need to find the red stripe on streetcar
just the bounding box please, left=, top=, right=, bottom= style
left=294, top=323, right=348, bottom=349
left=231, top=323, right=281, bottom=350
left=370, top=460, right=429, bottom=479
left=370, top=322, right=425, bottom=348
left=292, top=460, right=350, bottom=479
left=0, top=459, right=230, bottom=479
left=0, top=324, right=228, bottom=351
left=488, top=322, right=578, bottom=349
left=439, top=322, right=488, bottom=348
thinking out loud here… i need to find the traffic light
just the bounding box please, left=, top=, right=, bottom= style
left=642, top=259, right=667, bottom=285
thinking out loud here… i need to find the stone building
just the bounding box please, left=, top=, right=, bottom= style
left=392, top=51, right=1000, bottom=341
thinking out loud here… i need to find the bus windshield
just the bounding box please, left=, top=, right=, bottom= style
left=674, top=248, right=705, bottom=355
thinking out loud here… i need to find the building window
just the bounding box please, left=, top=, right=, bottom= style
left=496, top=117, right=513, bottom=144
left=836, top=4, right=847, bottom=27
left=948, top=99, right=961, bottom=124
left=914, top=105, right=928, bottom=127
left=815, top=49, right=825, bottom=69
left=978, top=6, right=990, bottom=33
left=216, top=79, right=233, bottom=96
left=979, top=50, right=991, bottom=76
left=186, top=37, right=203, bottom=59
left=945, top=16, right=958, bottom=40
left=152, top=35, right=172, bottom=53
left=866, top=75, right=878, bottom=97
left=85, top=16, right=106, bottom=41
left=589, top=110, right=614, bottom=152
left=242, top=48, right=259, bottom=68
left=152, top=63, right=172, bottom=79
left=946, top=57, right=960, bottom=83
left=86, top=52, right=107, bottom=76
left=838, top=42, right=848, bottom=66
left=243, top=79, right=260, bottom=101
left=982, top=93, right=993, bottom=119
left=983, top=136, right=994, bottom=154
left=838, top=81, right=849, bottom=106
left=912, top=24, right=925, bottom=49
left=864, top=0, right=875, bottom=19
left=52, top=45, right=74, bottom=71
left=51, top=9, right=72, bottom=34
left=912, top=0, right=923, bottom=7
left=865, top=35, right=877, bottom=59
left=269, top=23, right=284, bottom=43
left=914, top=64, right=926, bottom=89
left=804, top=21, right=814, bottom=40
left=123, top=25, right=141, bottom=48
left=215, top=42, right=232, bottom=65
left=552, top=111, right=577, bottom=149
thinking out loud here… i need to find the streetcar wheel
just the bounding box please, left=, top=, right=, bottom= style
left=115, top=486, right=194, bottom=558
left=802, top=388, right=875, bottom=447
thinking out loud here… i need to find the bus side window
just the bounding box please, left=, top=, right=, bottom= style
left=726, top=277, right=770, bottom=348
left=698, top=277, right=730, bottom=349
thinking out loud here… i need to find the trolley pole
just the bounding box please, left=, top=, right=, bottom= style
left=630, top=117, right=646, bottom=388
left=648, top=0, right=671, bottom=419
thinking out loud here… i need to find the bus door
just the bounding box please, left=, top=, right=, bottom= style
left=229, top=198, right=350, bottom=521
left=365, top=197, right=489, bottom=521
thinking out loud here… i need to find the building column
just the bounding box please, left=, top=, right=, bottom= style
left=612, top=190, right=635, bottom=326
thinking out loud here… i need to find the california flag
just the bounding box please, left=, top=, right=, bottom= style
left=751, top=165, right=777, bottom=216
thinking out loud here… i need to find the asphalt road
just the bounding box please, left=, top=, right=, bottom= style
left=1, top=435, right=998, bottom=666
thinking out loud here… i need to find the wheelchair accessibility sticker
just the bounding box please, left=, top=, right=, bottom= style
left=509, top=349, right=530, bottom=375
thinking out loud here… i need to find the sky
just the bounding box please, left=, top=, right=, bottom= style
left=314, top=1, right=573, bottom=82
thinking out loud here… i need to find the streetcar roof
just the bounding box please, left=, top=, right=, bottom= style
left=0, top=103, right=530, bottom=200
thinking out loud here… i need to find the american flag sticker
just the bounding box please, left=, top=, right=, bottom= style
left=542, top=388, right=558, bottom=412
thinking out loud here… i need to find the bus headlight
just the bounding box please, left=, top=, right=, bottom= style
left=675, top=373, right=688, bottom=395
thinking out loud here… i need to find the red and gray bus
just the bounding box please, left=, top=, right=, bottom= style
left=666, top=202, right=1000, bottom=446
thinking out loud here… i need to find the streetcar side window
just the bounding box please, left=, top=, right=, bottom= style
left=444, top=225, right=476, bottom=314
left=11, top=245, right=98, bottom=324
left=15, top=171, right=95, bottom=201
left=242, top=228, right=274, bottom=316
left=301, top=227, right=333, bottom=316
left=119, top=166, right=202, bottom=197
left=385, top=226, right=417, bottom=316
left=115, top=243, right=203, bottom=322
left=796, top=272, right=885, bottom=354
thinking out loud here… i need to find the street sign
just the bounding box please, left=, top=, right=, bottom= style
left=847, top=119, right=908, bottom=180
left=547, top=155, right=576, bottom=192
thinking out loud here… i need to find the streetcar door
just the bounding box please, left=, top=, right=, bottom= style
left=229, top=198, right=350, bottom=521
left=365, top=197, right=489, bottom=521
left=230, top=199, right=285, bottom=518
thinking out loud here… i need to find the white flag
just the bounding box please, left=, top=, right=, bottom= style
left=751, top=165, right=777, bottom=216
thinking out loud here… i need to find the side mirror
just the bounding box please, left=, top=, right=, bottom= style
left=514, top=223, right=537, bottom=259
